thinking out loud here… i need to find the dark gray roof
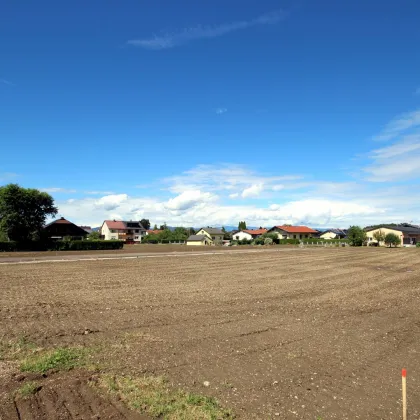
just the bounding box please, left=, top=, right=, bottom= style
left=365, top=225, right=420, bottom=234
left=198, top=227, right=224, bottom=235
left=187, top=235, right=208, bottom=241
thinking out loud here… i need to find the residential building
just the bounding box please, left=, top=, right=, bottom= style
left=186, top=235, right=212, bottom=246
left=43, top=217, right=88, bottom=240
left=100, top=220, right=146, bottom=243
left=195, top=227, right=224, bottom=244
left=267, top=225, right=318, bottom=240
left=365, top=225, right=420, bottom=246
left=233, top=228, right=267, bottom=241
left=146, top=229, right=163, bottom=235
left=318, top=229, right=347, bottom=240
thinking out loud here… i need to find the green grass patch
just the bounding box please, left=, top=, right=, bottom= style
left=16, top=381, right=40, bottom=398
left=20, top=347, right=87, bottom=374
left=97, top=374, right=234, bottom=419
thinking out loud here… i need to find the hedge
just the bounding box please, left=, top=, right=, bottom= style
left=0, top=240, right=123, bottom=252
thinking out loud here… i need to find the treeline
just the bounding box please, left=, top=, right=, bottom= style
left=142, top=227, right=195, bottom=243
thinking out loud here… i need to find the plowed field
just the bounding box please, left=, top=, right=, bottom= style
left=1, top=247, right=420, bottom=419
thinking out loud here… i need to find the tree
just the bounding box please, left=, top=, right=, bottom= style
left=140, top=219, right=151, bottom=230
left=153, top=224, right=158, bottom=230
left=384, top=233, right=400, bottom=248
left=159, top=222, right=168, bottom=230
left=0, top=184, right=57, bottom=242
left=347, top=226, right=367, bottom=246
left=238, top=221, right=247, bottom=230
left=373, top=229, right=385, bottom=244
left=88, top=231, right=101, bottom=240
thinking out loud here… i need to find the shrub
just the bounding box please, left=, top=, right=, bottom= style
left=384, top=233, right=401, bottom=248
left=0, top=240, right=123, bottom=252
left=347, top=226, right=367, bottom=246
left=416, top=242, right=420, bottom=247
left=264, top=237, right=273, bottom=245
left=0, top=241, right=18, bottom=252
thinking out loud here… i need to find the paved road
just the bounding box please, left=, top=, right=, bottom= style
left=0, top=247, right=306, bottom=265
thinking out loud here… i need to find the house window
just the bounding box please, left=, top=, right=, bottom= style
left=135, top=230, right=139, bottom=233
left=293, top=235, right=297, bottom=239
left=305, top=234, right=308, bottom=238
left=111, top=229, right=115, bottom=233
left=134, top=236, right=139, bottom=240
left=212, top=236, right=215, bottom=240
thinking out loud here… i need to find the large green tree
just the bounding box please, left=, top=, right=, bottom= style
left=140, top=219, right=151, bottom=230
left=347, top=226, right=367, bottom=246
left=0, top=184, right=57, bottom=242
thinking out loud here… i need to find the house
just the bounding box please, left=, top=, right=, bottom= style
left=100, top=220, right=146, bottom=243
left=146, top=229, right=163, bottom=235
left=80, top=226, right=93, bottom=235
left=195, top=227, right=224, bottom=244
left=267, top=225, right=318, bottom=240
left=318, top=229, right=347, bottom=240
left=365, top=225, right=420, bottom=246
left=43, top=217, right=89, bottom=240
left=186, top=235, right=212, bottom=246
left=233, top=228, right=267, bottom=241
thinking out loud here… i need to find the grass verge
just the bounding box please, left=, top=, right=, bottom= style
left=20, top=347, right=87, bottom=374
left=97, top=374, right=234, bottom=419
left=15, top=381, right=40, bottom=398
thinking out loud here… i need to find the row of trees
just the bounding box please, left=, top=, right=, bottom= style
left=142, top=227, right=195, bottom=243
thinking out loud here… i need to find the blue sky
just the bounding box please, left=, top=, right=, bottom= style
left=1, top=0, right=420, bottom=227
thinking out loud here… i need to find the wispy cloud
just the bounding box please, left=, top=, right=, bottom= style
left=40, top=187, right=77, bottom=193
left=373, top=109, right=420, bottom=142
left=1, top=79, right=15, bottom=86
left=128, top=11, right=284, bottom=50
left=85, top=190, right=115, bottom=195
left=0, top=172, right=18, bottom=183
left=364, top=109, right=420, bottom=182
left=215, top=108, right=227, bottom=115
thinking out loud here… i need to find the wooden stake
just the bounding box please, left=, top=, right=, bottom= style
left=402, top=368, right=407, bottom=420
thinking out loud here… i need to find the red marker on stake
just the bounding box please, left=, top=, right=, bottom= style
left=402, top=369, right=407, bottom=420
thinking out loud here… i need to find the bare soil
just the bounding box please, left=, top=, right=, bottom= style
left=1, top=247, right=420, bottom=419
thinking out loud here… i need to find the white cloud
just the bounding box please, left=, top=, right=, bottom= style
left=229, top=193, right=239, bottom=199
left=272, top=185, right=284, bottom=191
left=165, top=190, right=216, bottom=211
left=364, top=109, right=420, bottom=182
left=40, top=187, right=77, bottom=193
left=165, top=164, right=302, bottom=195
left=215, top=108, right=227, bottom=115
left=373, top=109, right=420, bottom=142
left=94, top=194, right=128, bottom=211
left=127, top=11, right=284, bottom=50
left=241, top=184, right=264, bottom=198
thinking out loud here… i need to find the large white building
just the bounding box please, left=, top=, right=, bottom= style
left=100, top=220, right=146, bottom=243
left=232, top=228, right=267, bottom=241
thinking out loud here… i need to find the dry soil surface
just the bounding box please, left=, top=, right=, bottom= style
left=1, top=247, right=420, bottom=419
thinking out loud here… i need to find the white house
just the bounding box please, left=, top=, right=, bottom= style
left=232, top=228, right=267, bottom=241
left=267, top=225, right=318, bottom=240
left=100, top=220, right=146, bottom=243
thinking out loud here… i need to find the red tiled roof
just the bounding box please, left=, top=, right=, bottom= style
left=273, top=225, right=318, bottom=233
left=105, top=220, right=126, bottom=230
left=243, top=228, right=267, bottom=236
left=146, top=230, right=162, bottom=235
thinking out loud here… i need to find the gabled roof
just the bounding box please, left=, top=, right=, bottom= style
left=43, top=218, right=88, bottom=236
left=104, top=220, right=126, bottom=230
left=187, top=235, right=208, bottom=241
left=146, top=229, right=163, bottom=235
left=365, top=225, right=420, bottom=234
left=197, top=227, right=224, bottom=235
left=270, top=225, right=318, bottom=233
left=243, top=228, right=267, bottom=236
left=320, top=229, right=347, bottom=236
